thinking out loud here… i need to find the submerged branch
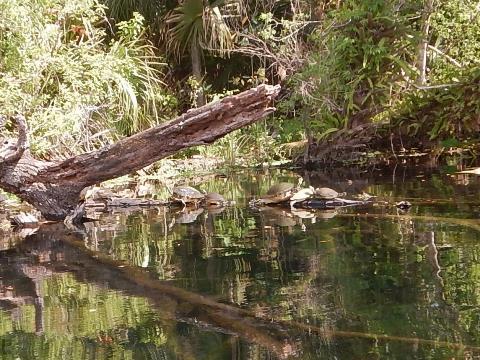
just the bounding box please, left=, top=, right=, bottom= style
left=283, top=319, right=480, bottom=352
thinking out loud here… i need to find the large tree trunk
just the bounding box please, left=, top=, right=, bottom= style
left=0, top=84, right=280, bottom=220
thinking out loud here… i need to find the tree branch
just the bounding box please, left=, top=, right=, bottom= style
left=0, top=114, right=29, bottom=164
left=0, top=84, right=281, bottom=220
left=38, top=84, right=280, bottom=187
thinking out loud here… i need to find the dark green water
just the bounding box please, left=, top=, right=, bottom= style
left=2, top=163, right=480, bottom=359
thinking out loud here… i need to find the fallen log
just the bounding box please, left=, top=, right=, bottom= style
left=0, top=84, right=280, bottom=220
left=86, top=197, right=168, bottom=209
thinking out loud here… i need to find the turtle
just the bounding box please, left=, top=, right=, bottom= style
left=314, top=187, right=344, bottom=200
left=79, top=186, right=117, bottom=211
left=259, top=182, right=295, bottom=205
left=170, top=186, right=205, bottom=207
left=203, top=192, right=226, bottom=207
left=289, top=186, right=315, bottom=208
left=395, top=200, right=412, bottom=210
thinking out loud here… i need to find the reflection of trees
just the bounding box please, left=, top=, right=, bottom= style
left=0, top=223, right=296, bottom=359
left=290, top=214, right=480, bottom=357
left=4, top=168, right=478, bottom=358
left=0, top=259, right=172, bottom=359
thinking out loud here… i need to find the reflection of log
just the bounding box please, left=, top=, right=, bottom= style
left=14, top=223, right=295, bottom=359
left=0, top=85, right=280, bottom=220
left=299, top=198, right=368, bottom=209
left=0, top=258, right=47, bottom=333
left=5, top=223, right=478, bottom=354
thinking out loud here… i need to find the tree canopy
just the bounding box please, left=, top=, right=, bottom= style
left=1, top=0, right=479, bottom=164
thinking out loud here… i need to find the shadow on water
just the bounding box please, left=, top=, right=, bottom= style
left=2, top=160, right=480, bottom=358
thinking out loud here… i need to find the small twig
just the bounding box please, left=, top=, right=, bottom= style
left=428, top=44, right=462, bottom=68
left=390, top=132, right=397, bottom=159
left=412, top=83, right=461, bottom=90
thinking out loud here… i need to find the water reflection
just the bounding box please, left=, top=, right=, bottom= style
left=2, top=165, right=480, bottom=358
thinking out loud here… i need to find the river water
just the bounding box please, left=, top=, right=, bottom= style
left=1, top=162, right=480, bottom=359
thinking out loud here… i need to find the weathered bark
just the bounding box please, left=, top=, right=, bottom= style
left=0, top=85, right=280, bottom=220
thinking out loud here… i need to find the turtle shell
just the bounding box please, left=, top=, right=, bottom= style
left=261, top=182, right=295, bottom=204
left=204, top=192, right=225, bottom=206
left=266, top=182, right=294, bottom=196
left=315, top=187, right=339, bottom=200
left=171, top=186, right=204, bottom=203
left=290, top=187, right=314, bottom=202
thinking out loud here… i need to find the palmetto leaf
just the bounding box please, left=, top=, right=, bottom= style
left=163, top=0, right=234, bottom=60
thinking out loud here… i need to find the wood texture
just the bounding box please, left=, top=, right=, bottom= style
left=0, top=84, right=280, bottom=220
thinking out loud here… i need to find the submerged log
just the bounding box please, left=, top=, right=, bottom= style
left=0, top=85, right=280, bottom=220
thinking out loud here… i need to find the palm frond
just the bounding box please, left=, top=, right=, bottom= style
left=161, top=0, right=234, bottom=60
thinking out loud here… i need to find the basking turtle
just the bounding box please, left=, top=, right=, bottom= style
left=259, top=182, right=295, bottom=205
left=203, top=192, right=225, bottom=207
left=170, top=186, right=205, bottom=207
left=395, top=200, right=412, bottom=210
left=90, top=188, right=117, bottom=201
left=290, top=186, right=315, bottom=208
left=314, top=187, right=344, bottom=200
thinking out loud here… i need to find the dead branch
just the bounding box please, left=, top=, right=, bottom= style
left=0, top=115, right=29, bottom=164
left=0, top=84, right=281, bottom=220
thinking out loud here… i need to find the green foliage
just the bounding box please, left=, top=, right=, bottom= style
left=429, top=0, right=480, bottom=83
left=390, top=1, right=480, bottom=141
left=162, top=0, right=233, bottom=59
left=199, top=121, right=281, bottom=167
left=1, top=0, right=479, bottom=163
left=284, top=0, right=419, bottom=138
left=0, top=0, right=176, bottom=156
left=393, top=68, right=480, bottom=140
